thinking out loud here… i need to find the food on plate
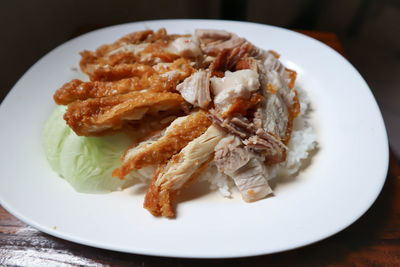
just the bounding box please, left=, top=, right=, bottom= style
left=63, top=91, right=189, bottom=136
left=144, top=125, right=225, bottom=217
left=44, top=28, right=317, bottom=218
left=113, top=110, right=211, bottom=179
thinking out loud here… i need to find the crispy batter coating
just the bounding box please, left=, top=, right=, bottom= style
left=54, top=58, right=196, bottom=105
left=144, top=159, right=212, bottom=218
left=90, top=63, right=155, bottom=81
left=210, top=43, right=251, bottom=77
left=112, top=110, right=211, bottom=179
left=79, top=28, right=187, bottom=79
left=143, top=125, right=225, bottom=217
left=54, top=78, right=145, bottom=105
left=64, top=91, right=188, bottom=136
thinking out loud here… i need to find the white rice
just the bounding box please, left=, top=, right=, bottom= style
left=198, top=86, right=317, bottom=197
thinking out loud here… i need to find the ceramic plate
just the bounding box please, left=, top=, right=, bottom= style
left=0, top=20, right=388, bottom=258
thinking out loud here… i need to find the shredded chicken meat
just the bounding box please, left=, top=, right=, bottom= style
left=52, top=28, right=301, bottom=217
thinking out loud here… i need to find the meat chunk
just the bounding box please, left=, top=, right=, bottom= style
left=210, top=69, right=261, bottom=117
left=210, top=69, right=260, bottom=109
left=144, top=125, right=225, bottom=217
left=195, top=29, right=246, bottom=56
left=55, top=58, right=196, bottom=105
left=167, top=36, right=202, bottom=58
left=54, top=78, right=146, bottom=105
left=263, top=51, right=297, bottom=90
left=214, top=135, right=273, bottom=202
left=265, top=70, right=299, bottom=119
left=112, top=110, right=211, bottom=179
left=88, top=63, right=155, bottom=82
left=208, top=111, right=287, bottom=163
left=209, top=43, right=252, bottom=76
left=176, top=70, right=211, bottom=108
left=256, top=91, right=289, bottom=140
left=64, top=91, right=188, bottom=136
left=80, top=28, right=185, bottom=79
left=254, top=52, right=300, bottom=145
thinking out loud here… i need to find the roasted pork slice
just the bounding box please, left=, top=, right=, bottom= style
left=143, top=125, right=225, bottom=217
left=256, top=91, right=289, bottom=140
left=265, top=70, right=300, bottom=119
left=208, top=111, right=287, bottom=163
left=112, top=110, right=211, bottom=179
left=210, top=69, right=261, bottom=116
left=235, top=56, right=260, bottom=72
left=167, top=36, right=202, bottom=58
left=176, top=70, right=211, bottom=108
left=195, top=29, right=247, bottom=56
left=253, top=53, right=300, bottom=145
left=64, top=91, right=189, bottom=136
left=214, top=135, right=273, bottom=202
left=209, top=43, right=251, bottom=77
left=264, top=51, right=297, bottom=90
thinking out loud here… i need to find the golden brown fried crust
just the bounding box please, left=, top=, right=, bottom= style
left=79, top=29, right=156, bottom=72
left=64, top=91, right=187, bottom=136
left=54, top=58, right=196, bottom=105
left=112, top=110, right=211, bottom=178
left=144, top=158, right=212, bottom=218
left=90, top=63, right=155, bottom=82
left=210, top=43, right=252, bottom=77
left=54, top=78, right=145, bottom=105
left=79, top=28, right=187, bottom=79
left=143, top=163, right=167, bottom=217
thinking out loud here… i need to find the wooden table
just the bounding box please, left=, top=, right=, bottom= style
left=1, top=30, right=399, bottom=266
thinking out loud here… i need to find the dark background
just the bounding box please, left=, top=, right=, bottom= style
left=0, top=0, right=399, bottom=155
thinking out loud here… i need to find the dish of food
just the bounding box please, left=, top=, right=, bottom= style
left=0, top=20, right=388, bottom=258
left=43, top=26, right=316, bottom=218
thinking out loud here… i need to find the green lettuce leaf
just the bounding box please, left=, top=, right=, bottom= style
left=42, top=106, right=136, bottom=193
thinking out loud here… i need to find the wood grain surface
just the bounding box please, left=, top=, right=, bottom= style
left=1, top=30, right=399, bottom=267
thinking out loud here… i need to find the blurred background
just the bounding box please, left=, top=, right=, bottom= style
left=0, top=0, right=399, bottom=157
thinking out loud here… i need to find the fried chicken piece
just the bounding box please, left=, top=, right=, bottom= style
left=54, top=78, right=147, bottom=105
left=144, top=125, right=225, bottom=218
left=112, top=110, right=211, bottom=179
left=64, top=91, right=188, bottom=136
left=80, top=28, right=186, bottom=79
left=54, top=58, right=196, bottom=105
left=90, top=63, right=155, bottom=81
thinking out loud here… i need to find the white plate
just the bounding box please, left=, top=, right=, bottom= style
left=0, top=20, right=389, bottom=258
